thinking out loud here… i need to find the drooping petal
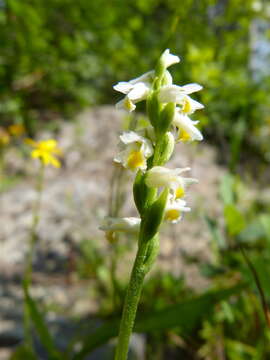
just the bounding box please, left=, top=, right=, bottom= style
left=180, top=83, right=203, bottom=94
left=145, top=166, right=191, bottom=188
left=129, top=70, right=154, bottom=85
left=119, top=131, right=144, bottom=144
left=113, top=82, right=134, bottom=94
left=181, top=96, right=204, bottom=115
left=158, top=85, right=186, bottom=103
left=99, top=217, right=141, bottom=233
left=159, top=83, right=203, bottom=104
left=173, top=113, right=203, bottom=142
left=127, top=82, right=150, bottom=101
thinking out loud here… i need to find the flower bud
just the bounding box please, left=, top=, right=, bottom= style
left=146, top=91, right=161, bottom=129
left=153, top=132, right=175, bottom=166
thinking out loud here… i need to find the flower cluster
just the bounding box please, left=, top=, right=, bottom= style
left=26, top=139, right=62, bottom=168
left=101, top=49, right=204, bottom=238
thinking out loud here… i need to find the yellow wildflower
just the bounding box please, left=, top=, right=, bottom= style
left=0, top=127, right=10, bottom=146
left=8, top=123, right=25, bottom=137
left=26, top=138, right=62, bottom=168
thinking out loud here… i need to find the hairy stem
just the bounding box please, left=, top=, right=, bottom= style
left=114, top=236, right=153, bottom=360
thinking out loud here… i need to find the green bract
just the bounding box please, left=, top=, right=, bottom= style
left=141, top=187, right=169, bottom=241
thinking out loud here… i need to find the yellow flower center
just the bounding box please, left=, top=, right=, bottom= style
left=123, top=97, right=135, bottom=112
left=165, top=209, right=181, bottom=222
left=105, top=230, right=116, bottom=243
left=127, top=150, right=144, bottom=170
left=175, top=187, right=185, bottom=199
left=178, top=129, right=191, bottom=142
left=182, top=98, right=192, bottom=114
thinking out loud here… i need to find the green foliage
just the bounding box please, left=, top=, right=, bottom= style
left=73, top=285, right=241, bottom=359
left=10, top=345, right=37, bottom=360
left=1, top=0, right=270, bottom=164
left=24, top=285, right=62, bottom=360
left=202, top=171, right=270, bottom=359
left=224, top=203, right=246, bottom=236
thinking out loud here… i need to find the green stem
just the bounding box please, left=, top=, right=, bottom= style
left=115, top=98, right=166, bottom=359
left=152, top=136, right=164, bottom=167
left=23, top=162, right=45, bottom=346
left=114, top=237, right=151, bottom=360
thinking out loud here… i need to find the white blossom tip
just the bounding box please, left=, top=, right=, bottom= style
left=161, top=49, right=180, bottom=69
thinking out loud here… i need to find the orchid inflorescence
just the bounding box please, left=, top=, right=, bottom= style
left=101, top=49, right=204, bottom=238
left=102, top=49, right=204, bottom=360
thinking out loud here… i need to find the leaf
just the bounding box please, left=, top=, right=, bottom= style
left=204, top=215, right=226, bottom=250
left=238, top=220, right=265, bottom=244
left=219, top=173, right=235, bottom=205
left=260, top=214, right=270, bottom=241
left=251, top=257, right=270, bottom=300
left=72, top=285, right=243, bottom=360
left=224, top=204, right=245, bottom=236
left=24, top=286, right=62, bottom=360
left=10, top=345, right=37, bottom=360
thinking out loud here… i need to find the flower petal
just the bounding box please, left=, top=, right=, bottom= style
left=160, top=49, right=180, bottom=68
left=180, top=83, right=203, bottom=94
left=127, top=82, right=150, bottom=101
left=113, top=82, right=134, bottom=94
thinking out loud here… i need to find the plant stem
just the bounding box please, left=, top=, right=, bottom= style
left=23, top=162, right=45, bottom=346
left=114, top=237, right=150, bottom=360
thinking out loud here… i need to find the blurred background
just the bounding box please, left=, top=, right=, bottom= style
left=1, top=0, right=270, bottom=359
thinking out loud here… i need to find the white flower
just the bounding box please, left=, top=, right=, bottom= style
left=99, top=216, right=141, bottom=233
left=160, top=49, right=180, bottom=69
left=114, top=131, right=154, bottom=171
left=99, top=216, right=141, bottom=242
left=173, top=111, right=203, bottom=142
left=145, top=166, right=198, bottom=199
left=179, top=95, right=204, bottom=115
left=114, top=71, right=154, bottom=112
left=158, top=83, right=203, bottom=104
left=165, top=198, right=191, bottom=224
